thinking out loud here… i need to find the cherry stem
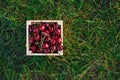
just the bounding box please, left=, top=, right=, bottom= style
left=37, top=41, right=41, bottom=51
left=51, top=49, right=53, bottom=54
left=39, top=33, right=46, bottom=52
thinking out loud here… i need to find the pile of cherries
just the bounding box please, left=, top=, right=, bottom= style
left=29, top=22, right=63, bottom=53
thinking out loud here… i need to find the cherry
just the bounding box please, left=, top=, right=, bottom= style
left=55, top=29, right=61, bottom=35
left=49, top=26, right=54, bottom=33
left=51, top=36, right=57, bottom=40
left=45, top=30, right=49, bottom=34
left=34, top=35, right=40, bottom=41
left=29, top=28, right=32, bottom=32
left=50, top=39, right=56, bottom=45
left=45, top=37, right=51, bottom=42
left=56, top=37, right=62, bottom=44
left=51, top=46, right=56, bottom=52
left=43, top=43, right=49, bottom=48
left=57, top=25, right=61, bottom=29
left=35, top=41, right=39, bottom=45
left=33, top=28, right=39, bottom=33
left=31, top=45, right=36, bottom=52
left=36, top=49, right=41, bottom=53
left=43, top=30, right=50, bottom=36
left=57, top=44, right=63, bottom=51
left=39, top=25, right=45, bottom=31
left=55, top=24, right=61, bottom=29
left=29, top=25, right=33, bottom=29
left=43, top=48, right=50, bottom=53
left=29, top=37, right=34, bottom=44
left=44, top=23, right=49, bottom=27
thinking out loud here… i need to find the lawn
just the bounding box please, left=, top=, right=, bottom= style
left=0, top=0, right=120, bottom=80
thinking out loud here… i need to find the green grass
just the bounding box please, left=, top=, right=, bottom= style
left=0, top=0, right=120, bottom=80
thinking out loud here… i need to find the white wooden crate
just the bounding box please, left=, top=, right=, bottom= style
left=26, top=20, right=63, bottom=56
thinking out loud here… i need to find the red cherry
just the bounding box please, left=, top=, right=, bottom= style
left=45, top=37, right=51, bottom=42
left=50, top=39, right=56, bottom=45
left=35, top=41, right=39, bottom=45
left=44, top=30, right=49, bottom=34
left=45, top=23, right=49, bottom=27
left=29, top=28, right=32, bottom=32
left=55, top=24, right=61, bottom=29
left=34, top=35, right=40, bottom=41
left=43, top=43, right=49, bottom=48
left=51, top=36, right=57, bottom=40
left=39, top=25, right=45, bottom=31
left=56, top=37, right=62, bottom=44
left=29, top=25, right=34, bottom=32
left=31, top=45, right=36, bottom=52
left=51, top=46, right=56, bottom=52
left=55, top=29, right=61, bottom=35
left=37, top=49, right=41, bottom=53
left=33, top=28, right=39, bottom=33
left=49, top=26, right=54, bottom=33
left=57, top=44, right=63, bottom=51
left=43, top=48, right=50, bottom=53
left=43, top=30, right=50, bottom=36
left=29, top=37, right=34, bottom=44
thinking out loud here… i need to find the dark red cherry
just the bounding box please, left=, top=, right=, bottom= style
left=44, top=30, right=49, bottom=34
left=51, top=36, right=57, bottom=40
left=33, top=28, right=39, bottom=33
left=43, top=30, right=50, bottom=36
left=57, top=44, right=63, bottom=51
left=55, top=29, right=61, bottom=35
left=39, top=25, right=45, bottom=31
left=29, top=28, right=32, bottom=32
left=50, top=39, right=56, bottom=45
left=49, top=26, right=54, bottom=33
left=34, top=35, right=40, bottom=41
left=56, top=37, right=62, bottom=44
left=43, top=43, right=49, bottom=48
left=43, top=48, right=50, bottom=53
left=31, top=45, right=36, bottom=52
left=37, top=49, right=41, bottom=53
left=45, top=37, right=51, bottom=42
left=29, top=37, right=34, bottom=44
left=35, top=41, right=39, bottom=45
left=51, top=46, right=56, bottom=52
left=29, top=25, right=34, bottom=32
left=55, top=24, right=61, bottom=29
left=45, top=23, right=49, bottom=27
